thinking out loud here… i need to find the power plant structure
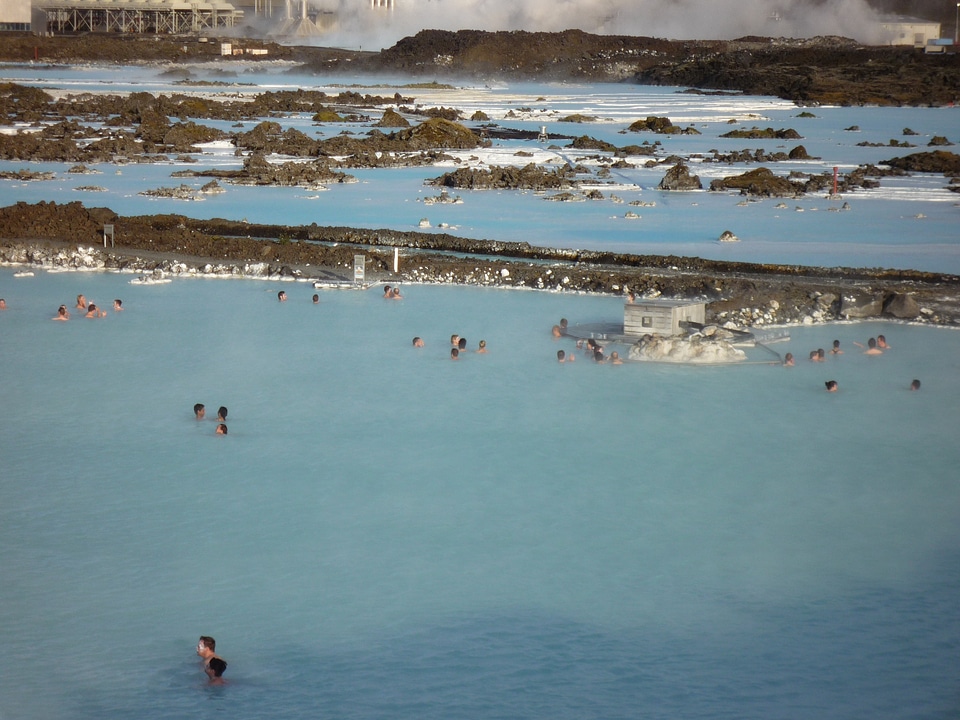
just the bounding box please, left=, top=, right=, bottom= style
left=21, top=0, right=393, bottom=38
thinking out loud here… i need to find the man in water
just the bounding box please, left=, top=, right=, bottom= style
left=113, top=299, right=123, bottom=312
left=412, top=337, right=424, bottom=347
left=194, top=404, right=205, bottom=420
left=197, top=636, right=227, bottom=682
left=450, top=348, right=459, bottom=360
left=825, top=380, right=838, bottom=392
left=278, top=291, right=287, bottom=302
left=557, top=349, right=566, bottom=363
left=312, top=294, right=319, bottom=304
left=0, top=298, right=6, bottom=310
left=53, top=305, right=69, bottom=321
left=910, top=379, right=921, bottom=391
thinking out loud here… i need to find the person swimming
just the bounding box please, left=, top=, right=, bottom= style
left=278, top=290, right=287, bottom=302
left=216, top=424, right=228, bottom=435
left=825, top=380, right=838, bottom=392
left=206, top=657, right=228, bottom=684
left=76, top=294, right=86, bottom=310
left=53, top=305, right=69, bottom=321
left=783, top=352, right=794, bottom=366
left=312, top=294, right=319, bottom=304
left=557, top=349, right=566, bottom=363
left=830, top=340, right=842, bottom=354
left=217, top=407, right=228, bottom=422
left=477, top=340, right=488, bottom=353
left=450, top=348, right=459, bottom=360
left=910, top=379, right=921, bottom=391
left=412, top=337, right=424, bottom=347
left=194, top=404, right=205, bottom=420
left=113, top=299, right=123, bottom=311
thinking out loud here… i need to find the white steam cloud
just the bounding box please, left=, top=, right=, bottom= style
left=297, top=0, right=890, bottom=51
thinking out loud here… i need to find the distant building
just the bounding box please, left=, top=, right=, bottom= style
left=877, top=19, right=942, bottom=47
left=35, top=0, right=244, bottom=35
left=624, top=299, right=705, bottom=338
left=0, top=0, right=32, bottom=31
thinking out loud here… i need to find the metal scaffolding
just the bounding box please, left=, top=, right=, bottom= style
left=37, top=0, right=243, bottom=35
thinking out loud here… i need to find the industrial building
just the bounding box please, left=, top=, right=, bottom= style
left=877, top=19, right=942, bottom=47
left=1, top=0, right=33, bottom=31
left=31, top=0, right=244, bottom=35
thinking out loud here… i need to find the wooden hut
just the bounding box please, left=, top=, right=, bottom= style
left=624, top=299, right=705, bottom=337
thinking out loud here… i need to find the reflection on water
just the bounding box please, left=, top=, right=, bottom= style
left=1, top=269, right=958, bottom=719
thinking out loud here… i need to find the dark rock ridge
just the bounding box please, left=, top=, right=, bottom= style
left=2, top=31, right=959, bottom=106
left=2, top=201, right=958, bottom=328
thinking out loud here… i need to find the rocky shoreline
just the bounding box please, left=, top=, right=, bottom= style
left=2, top=201, right=958, bottom=330
left=2, top=31, right=959, bottom=106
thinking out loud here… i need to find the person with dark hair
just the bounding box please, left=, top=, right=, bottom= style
left=86, top=303, right=106, bottom=318
left=557, top=349, right=566, bottom=363
left=825, top=380, right=838, bottom=392
left=458, top=337, right=467, bottom=352
left=113, top=299, right=123, bottom=312
left=0, top=298, right=7, bottom=310
left=783, top=352, right=794, bottom=366
left=910, top=379, right=921, bottom=391
left=216, top=424, right=228, bottom=435
left=383, top=285, right=393, bottom=299
left=830, top=339, right=842, bottom=355
left=278, top=290, right=287, bottom=302
left=312, top=294, right=319, bottom=304
left=854, top=338, right=883, bottom=355
left=217, top=407, right=228, bottom=422
left=197, top=636, right=227, bottom=683
left=609, top=351, right=623, bottom=365
left=194, top=404, right=205, bottom=420
left=412, top=337, right=424, bottom=347
left=206, top=657, right=228, bottom=684
left=450, top=348, right=459, bottom=360
left=53, top=305, right=69, bottom=321
left=877, top=334, right=890, bottom=349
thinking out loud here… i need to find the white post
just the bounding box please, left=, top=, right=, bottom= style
left=393, top=247, right=399, bottom=273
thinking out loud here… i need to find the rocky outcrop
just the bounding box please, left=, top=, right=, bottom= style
left=709, top=167, right=799, bottom=197
left=658, top=162, right=702, bottom=190
left=429, top=163, right=576, bottom=190
left=881, top=150, right=960, bottom=174
left=627, top=333, right=747, bottom=364
left=840, top=292, right=884, bottom=319
left=883, top=292, right=920, bottom=319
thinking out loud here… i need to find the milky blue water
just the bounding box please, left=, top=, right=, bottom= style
left=1, top=65, right=960, bottom=719
left=1, top=267, right=959, bottom=720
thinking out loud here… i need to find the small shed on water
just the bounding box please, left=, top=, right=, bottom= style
left=624, top=299, right=705, bottom=337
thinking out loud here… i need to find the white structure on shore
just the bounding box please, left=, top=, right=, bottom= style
left=34, top=0, right=244, bottom=35
left=0, top=0, right=32, bottom=31
left=877, top=18, right=942, bottom=47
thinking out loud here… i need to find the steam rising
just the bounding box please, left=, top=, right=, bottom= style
left=300, top=0, right=890, bottom=50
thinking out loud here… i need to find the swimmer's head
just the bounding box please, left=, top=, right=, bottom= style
left=412, top=337, right=423, bottom=347
left=198, top=636, right=216, bottom=653
left=278, top=291, right=287, bottom=301
left=217, top=407, right=228, bottom=421
left=825, top=380, right=838, bottom=392
left=910, top=379, right=921, bottom=391
left=312, top=294, right=319, bottom=303
left=867, top=338, right=877, bottom=349
left=478, top=340, right=486, bottom=349
left=458, top=337, right=467, bottom=350
left=206, top=657, right=227, bottom=679
left=194, top=404, right=205, bottom=419
left=557, top=349, right=565, bottom=362
left=216, top=424, right=228, bottom=435
left=451, top=348, right=459, bottom=359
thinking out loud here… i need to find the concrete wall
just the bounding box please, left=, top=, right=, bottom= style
left=1, top=0, right=32, bottom=27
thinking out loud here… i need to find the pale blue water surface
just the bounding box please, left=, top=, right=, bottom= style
left=0, top=268, right=958, bottom=720
left=1, top=64, right=959, bottom=719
